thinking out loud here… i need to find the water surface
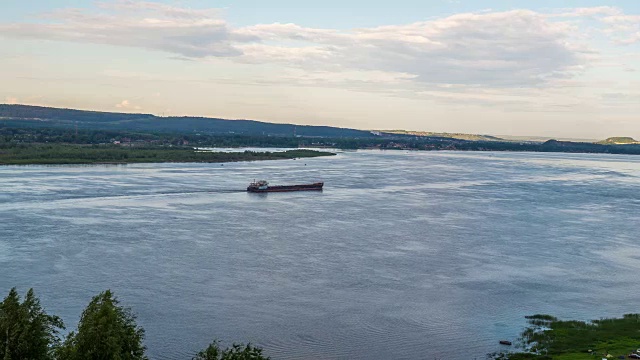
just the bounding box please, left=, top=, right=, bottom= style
left=1, top=150, right=640, bottom=359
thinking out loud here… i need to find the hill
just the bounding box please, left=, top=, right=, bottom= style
left=597, top=136, right=640, bottom=145
left=0, top=104, right=376, bottom=138
left=499, top=135, right=599, bottom=143
left=377, top=130, right=505, bottom=141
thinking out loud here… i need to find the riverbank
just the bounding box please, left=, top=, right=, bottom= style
left=492, top=314, right=640, bottom=360
left=0, top=144, right=335, bottom=165
left=4, top=126, right=640, bottom=156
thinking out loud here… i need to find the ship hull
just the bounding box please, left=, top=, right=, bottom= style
left=247, top=182, right=324, bottom=193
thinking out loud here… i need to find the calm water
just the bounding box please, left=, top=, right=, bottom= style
left=1, top=150, right=640, bottom=359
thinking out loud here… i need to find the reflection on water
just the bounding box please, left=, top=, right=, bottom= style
left=1, top=150, right=640, bottom=360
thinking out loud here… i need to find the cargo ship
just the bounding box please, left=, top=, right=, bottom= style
left=247, top=180, right=324, bottom=193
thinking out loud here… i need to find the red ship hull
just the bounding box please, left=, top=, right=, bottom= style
left=247, top=182, right=324, bottom=193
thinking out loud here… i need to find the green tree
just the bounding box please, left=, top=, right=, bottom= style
left=193, top=341, right=269, bottom=360
left=58, top=290, right=146, bottom=360
left=0, top=288, right=64, bottom=360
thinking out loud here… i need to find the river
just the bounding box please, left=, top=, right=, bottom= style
left=1, top=150, right=640, bottom=359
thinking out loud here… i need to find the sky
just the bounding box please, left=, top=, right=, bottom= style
left=1, top=0, right=640, bottom=139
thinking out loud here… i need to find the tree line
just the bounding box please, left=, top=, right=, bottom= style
left=4, top=125, right=640, bottom=156
left=0, top=143, right=334, bottom=165
left=0, top=288, right=269, bottom=360
left=0, top=104, right=375, bottom=138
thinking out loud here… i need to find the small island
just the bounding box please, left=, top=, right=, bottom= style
left=0, top=144, right=335, bottom=165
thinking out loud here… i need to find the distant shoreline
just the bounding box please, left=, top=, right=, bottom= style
left=0, top=145, right=336, bottom=166
left=2, top=124, right=640, bottom=159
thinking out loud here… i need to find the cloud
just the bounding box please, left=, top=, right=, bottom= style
left=96, top=0, right=221, bottom=20
left=549, top=6, right=622, bottom=18
left=0, top=3, right=636, bottom=89
left=4, top=96, right=19, bottom=104
left=548, top=8, right=640, bottom=45
left=544, top=6, right=638, bottom=45
left=115, top=100, right=141, bottom=110
left=601, top=15, right=640, bottom=44
left=237, top=10, right=590, bottom=87
left=2, top=2, right=252, bottom=58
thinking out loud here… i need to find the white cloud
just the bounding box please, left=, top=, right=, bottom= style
left=601, top=15, right=640, bottom=44
left=96, top=0, right=221, bottom=20
left=238, top=10, right=591, bottom=88
left=601, top=15, right=640, bottom=23
left=115, top=100, right=130, bottom=108
left=115, top=99, right=141, bottom=110
left=0, top=3, right=636, bottom=91
left=549, top=6, right=622, bottom=18
left=2, top=2, right=252, bottom=58
left=4, top=96, right=19, bottom=104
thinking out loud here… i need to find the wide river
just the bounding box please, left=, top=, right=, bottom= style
left=1, top=150, right=640, bottom=359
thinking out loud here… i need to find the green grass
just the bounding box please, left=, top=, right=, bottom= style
left=494, top=314, right=640, bottom=360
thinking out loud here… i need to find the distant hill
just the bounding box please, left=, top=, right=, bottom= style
left=597, top=137, right=640, bottom=145
left=499, top=135, right=599, bottom=143
left=377, top=130, right=505, bottom=141
left=0, top=104, right=376, bottom=138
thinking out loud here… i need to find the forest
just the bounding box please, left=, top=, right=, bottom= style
left=0, top=142, right=334, bottom=165
left=0, top=104, right=375, bottom=138
left=3, top=126, right=640, bottom=159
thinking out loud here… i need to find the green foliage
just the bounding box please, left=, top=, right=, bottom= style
left=493, top=313, right=640, bottom=359
left=0, top=104, right=375, bottom=138
left=193, top=341, right=269, bottom=360
left=57, top=290, right=147, bottom=360
left=487, top=352, right=549, bottom=360
left=0, top=288, right=64, bottom=360
left=1, top=288, right=272, bottom=360
left=0, top=142, right=335, bottom=165
left=4, top=125, right=640, bottom=157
